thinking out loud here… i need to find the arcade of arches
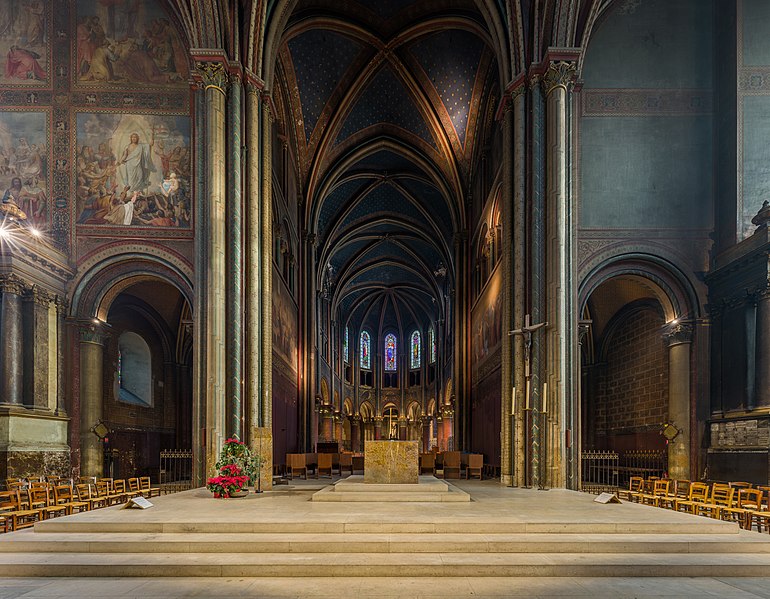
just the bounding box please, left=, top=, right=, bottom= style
left=0, top=0, right=769, bottom=490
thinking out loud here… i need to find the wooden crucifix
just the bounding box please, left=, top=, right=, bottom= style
left=508, top=314, right=547, bottom=380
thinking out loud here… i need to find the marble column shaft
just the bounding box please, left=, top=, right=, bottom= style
left=226, top=74, right=243, bottom=439
left=79, top=326, right=107, bottom=478
left=199, top=61, right=228, bottom=476
left=543, top=61, right=576, bottom=489
left=23, top=287, right=51, bottom=409
left=245, top=85, right=262, bottom=436
left=512, top=86, right=527, bottom=486
left=500, top=97, right=514, bottom=486
left=667, top=325, right=692, bottom=479
left=0, top=275, right=25, bottom=406
left=261, top=98, right=273, bottom=431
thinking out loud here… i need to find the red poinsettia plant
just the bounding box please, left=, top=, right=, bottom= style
left=206, top=437, right=259, bottom=498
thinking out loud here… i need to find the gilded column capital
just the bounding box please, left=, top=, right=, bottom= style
left=542, top=61, right=577, bottom=96
left=25, top=285, right=52, bottom=306
left=0, top=273, right=26, bottom=295
left=665, top=323, right=693, bottom=347
left=55, top=295, right=69, bottom=315
left=510, top=83, right=527, bottom=103
left=196, top=61, right=229, bottom=93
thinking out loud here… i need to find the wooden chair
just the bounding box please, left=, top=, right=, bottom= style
left=139, top=477, right=160, bottom=498
left=675, top=482, right=710, bottom=513
left=338, top=453, right=353, bottom=476
left=27, top=485, right=67, bottom=520
left=442, top=451, right=461, bottom=479
left=317, top=453, right=333, bottom=478
left=617, top=476, right=644, bottom=502
left=53, top=483, right=89, bottom=514
left=729, top=481, right=753, bottom=490
left=420, top=453, right=436, bottom=475
left=2, top=489, right=43, bottom=531
left=466, top=454, right=483, bottom=480
left=695, top=483, right=734, bottom=519
left=723, top=488, right=763, bottom=529
left=286, top=453, right=307, bottom=479
left=76, top=483, right=107, bottom=510
left=26, top=483, right=49, bottom=511
left=658, top=480, right=690, bottom=510
left=639, top=479, right=670, bottom=507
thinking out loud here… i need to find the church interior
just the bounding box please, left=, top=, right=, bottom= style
left=2, top=0, right=770, bottom=594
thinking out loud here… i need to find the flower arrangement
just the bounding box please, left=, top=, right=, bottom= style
left=206, top=437, right=261, bottom=498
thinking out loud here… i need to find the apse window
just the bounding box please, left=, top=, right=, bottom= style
left=117, top=331, right=153, bottom=407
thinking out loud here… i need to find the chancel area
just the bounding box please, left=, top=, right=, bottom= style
left=2, top=0, right=770, bottom=592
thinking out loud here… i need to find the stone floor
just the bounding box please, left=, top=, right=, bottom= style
left=1, top=479, right=770, bottom=597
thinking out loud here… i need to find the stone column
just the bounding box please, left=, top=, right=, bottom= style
left=422, top=415, right=431, bottom=452
left=374, top=415, right=382, bottom=440
left=756, top=291, right=770, bottom=407
left=23, top=286, right=51, bottom=409
left=245, top=82, right=262, bottom=434
left=529, top=73, right=545, bottom=488
left=666, top=323, right=693, bottom=480
left=226, top=71, right=243, bottom=439
left=197, top=60, right=228, bottom=477
left=452, top=233, right=468, bottom=451
left=0, top=274, right=25, bottom=406
left=542, top=60, right=577, bottom=488
left=261, top=96, right=273, bottom=432
left=512, top=84, right=527, bottom=486
left=79, top=322, right=109, bottom=478
left=500, top=95, right=514, bottom=486
left=55, top=297, right=67, bottom=415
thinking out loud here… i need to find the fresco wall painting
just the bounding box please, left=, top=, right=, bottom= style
left=75, top=111, right=191, bottom=229
left=0, top=109, right=49, bottom=228
left=0, top=0, right=49, bottom=85
left=75, top=0, right=189, bottom=87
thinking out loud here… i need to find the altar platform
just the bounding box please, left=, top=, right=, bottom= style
left=2, top=479, right=770, bottom=593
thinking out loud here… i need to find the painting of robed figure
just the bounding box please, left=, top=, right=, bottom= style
left=76, top=0, right=189, bottom=86
left=76, top=112, right=191, bottom=228
left=0, top=0, right=48, bottom=84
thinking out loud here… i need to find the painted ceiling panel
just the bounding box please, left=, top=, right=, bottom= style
left=398, top=178, right=453, bottom=235
left=350, top=149, right=418, bottom=174
left=317, top=178, right=372, bottom=238
left=288, top=29, right=362, bottom=143
left=410, top=29, right=484, bottom=146
left=329, top=238, right=372, bottom=272
left=338, top=184, right=425, bottom=233
left=335, top=65, right=436, bottom=148
left=405, top=238, right=445, bottom=272
left=349, top=264, right=426, bottom=288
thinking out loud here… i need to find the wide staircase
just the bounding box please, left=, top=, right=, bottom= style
left=2, top=486, right=770, bottom=577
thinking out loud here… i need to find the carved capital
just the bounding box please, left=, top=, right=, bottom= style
left=246, top=81, right=261, bottom=97
left=196, top=61, right=229, bottom=92
left=25, top=285, right=52, bottom=307
left=665, top=323, right=693, bottom=347
left=0, top=273, right=26, bottom=295
left=79, top=325, right=109, bottom=346
left=542, top=61, right=577, bottom=96
left=510, top=83, right=527, bottom=102
left=55, top=295, right=69, bottom=316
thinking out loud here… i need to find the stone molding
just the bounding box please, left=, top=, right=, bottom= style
left=0, top=273, right=26, bottom=295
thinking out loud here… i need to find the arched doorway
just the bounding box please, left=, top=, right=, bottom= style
left=103, top=279, right=193, bottom=480
left=579, top=261, right=696, bottom=488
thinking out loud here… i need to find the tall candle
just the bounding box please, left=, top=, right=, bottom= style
left=542, top=382, right=547, bottom=413
left=511, top=387, right=516, bottom=415
left=525, top=379, right=530, bottom=410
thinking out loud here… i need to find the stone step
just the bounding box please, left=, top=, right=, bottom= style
left=2, top=551, right=770, bottom=577
left=1, top=531, right=768, bottom=554
left=32, top=518, right=739, bottom=535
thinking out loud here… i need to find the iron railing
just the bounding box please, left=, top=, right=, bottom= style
left=580, top=450, right=619, bottom=493
left=159, top=449, right=193, bottom=493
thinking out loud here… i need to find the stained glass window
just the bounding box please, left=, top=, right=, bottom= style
left=384, top=333, right=397, bottom=371
left=410, top=330, right=421, bottom=369
left=360, top=330, right=371, bottom=370
left=429, top=326, right=436, bottom=363
left=344, top=326, right=349, bottom=363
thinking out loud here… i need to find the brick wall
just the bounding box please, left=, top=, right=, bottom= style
left=596, top=307, right=668, bottom=436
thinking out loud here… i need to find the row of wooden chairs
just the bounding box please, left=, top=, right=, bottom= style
left=618, top=477, right=770, bottom=531
left=419, top=452, right=484, bottom=479
left=0, top=477, right=161, bottom=533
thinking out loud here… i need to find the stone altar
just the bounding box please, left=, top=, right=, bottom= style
left=364, top=440, right=418, bottom=484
